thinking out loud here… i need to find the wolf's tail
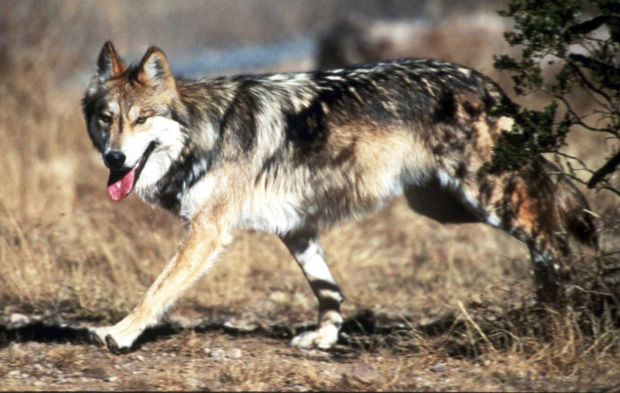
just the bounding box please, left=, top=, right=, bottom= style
left=535, top=158, right=599, bottom=249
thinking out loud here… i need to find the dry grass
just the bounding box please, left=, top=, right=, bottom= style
left=0, top=1, right=618, bottom=391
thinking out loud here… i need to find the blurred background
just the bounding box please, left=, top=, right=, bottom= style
left=1, top=0, right=512, bottom=81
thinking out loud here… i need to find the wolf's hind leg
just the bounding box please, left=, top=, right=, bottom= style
left=281, top=233, right=344, bottom=349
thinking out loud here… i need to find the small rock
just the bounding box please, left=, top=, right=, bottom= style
left=7, top=370, right=20, bottom=378
left=431, top=363, right=446, bottom=373
left=223, top=318, right=258, bottom=332
left=103, top=376, right=118, bottom=382
left=10, top=313, right=29, bottom=325
left=226, top=348, right=242, bottom=359
left=208, top=349, right=225, bottom=358
left=344, top=364, right=379, bottom=385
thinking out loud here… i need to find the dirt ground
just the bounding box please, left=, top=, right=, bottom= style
left=1, top=300, right=618, bottom=391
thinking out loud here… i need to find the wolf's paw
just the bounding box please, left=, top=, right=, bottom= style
left=290, top=325, right=339, bottom=350
left=88, top=326, right=134, bottom=354
left=88, top=326, right=107, bottom=347
left=104, top=334, right=132, bottom=354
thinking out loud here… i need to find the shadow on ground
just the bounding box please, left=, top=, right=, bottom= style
left=1, top=289, right=617, bottom=359
left=0, top=309, right=459, bottom=353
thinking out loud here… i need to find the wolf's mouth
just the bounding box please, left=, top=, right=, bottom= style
left=106, top=141, right=157, bottom=201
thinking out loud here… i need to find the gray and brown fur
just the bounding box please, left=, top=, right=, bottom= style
left=82, top=42, right=597, bottom=352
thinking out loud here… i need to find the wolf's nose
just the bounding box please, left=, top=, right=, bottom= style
left=104, top=150, right=126, bottom=170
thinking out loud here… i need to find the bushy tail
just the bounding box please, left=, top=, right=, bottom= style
left=534, top=157, right=599, bottom=249
left=558, top=181, right=598, bottom=249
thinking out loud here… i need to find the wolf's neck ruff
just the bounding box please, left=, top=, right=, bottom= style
left=151, top=144, right=215, bottom=214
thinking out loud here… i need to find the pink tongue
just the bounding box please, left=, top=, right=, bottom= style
left=107, top=167, right=137, bottom=201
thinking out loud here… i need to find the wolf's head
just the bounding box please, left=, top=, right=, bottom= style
left=82, top=42, right=187, bottom=202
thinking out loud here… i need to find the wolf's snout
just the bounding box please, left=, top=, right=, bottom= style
left=104, top=150, right=126, bottom=170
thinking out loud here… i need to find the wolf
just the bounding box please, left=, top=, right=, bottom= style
left=82, top=41, right=597, bottom=352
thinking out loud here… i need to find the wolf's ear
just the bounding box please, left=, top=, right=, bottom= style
left=96, top=41, right=126, bottom=79
left=137, top=46, right=174, bottom=88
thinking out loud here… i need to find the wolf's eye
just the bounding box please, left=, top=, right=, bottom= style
left=135, top=116, right=148, bottom=125
left=98, top=114, right=112, bottom=124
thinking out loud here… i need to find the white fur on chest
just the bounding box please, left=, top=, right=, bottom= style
left=237, top=192, right=306, bottom=235
left=177, top=175, right=218, bottom=219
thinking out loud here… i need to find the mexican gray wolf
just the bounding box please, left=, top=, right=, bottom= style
left=82, top=41, right=597, bottom=352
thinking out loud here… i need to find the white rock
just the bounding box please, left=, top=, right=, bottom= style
left=208, top=349, right=225, bottom=358
left=10, top=313, right=29, bottom=324
left=226, top=348, right=242, bottom=359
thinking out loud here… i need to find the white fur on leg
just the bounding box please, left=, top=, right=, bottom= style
left=290, top=309, right=343, bottom=350
left=89, top=320, right=144, bottom=350
left=283, top=235, right=345, bottom=350
left=290, top=323, right=340, bottom=349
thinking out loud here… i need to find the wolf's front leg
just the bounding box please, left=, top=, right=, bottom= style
left=281, top=233, right=345, bottom=350
left=90, top=218, right=231, bottom=352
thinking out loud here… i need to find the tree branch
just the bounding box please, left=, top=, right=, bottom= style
left=553, top=95, right=619, bottom=136
left=567, top=59, right=614, bottom=106
left=567, top=15, right=620, bottom=35
left=587, top=150, right=620, bottom=189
